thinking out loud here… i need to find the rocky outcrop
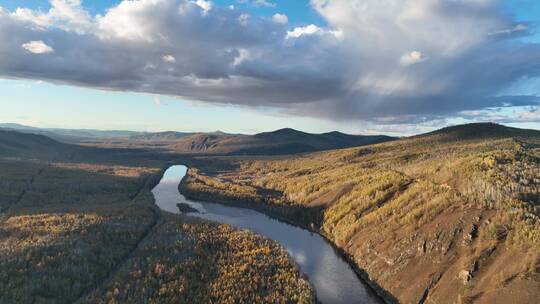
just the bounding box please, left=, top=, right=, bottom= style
left=176, top=203, right=200, bottom=213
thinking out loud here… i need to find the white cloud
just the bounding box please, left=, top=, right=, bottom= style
left=11, top=0, right=91, bottom=33
left=162, top=54, right=176, bottom=63
left=489, top=23, right=528, bottom=36
left=253, top=0, right=275, bottom=8
left=272, top=13, right=288, bottom=24
left=21, top=40, right=54, bottom=54
left=193, top=0, right=213, bottom=14
left=518, top=107, right=540, bottom=122
left=285, top=24, right=343, bottom=39
left=11, top=8, right=51, bottom=29
left=399, top=51, right=425, bottom=66
left=233, top=49, right=250, bottom=66
left=1, top=0, right=539, bottom=125
left=286, top=24, right=322, bottom=39
left=458, top=106, right=540, bottom=124
left=96, top=0, right=177, bottom=42
left=238, top=13, right=249, bottom=26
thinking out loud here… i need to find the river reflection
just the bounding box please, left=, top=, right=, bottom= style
left=152, top=165, right=381, bottom=304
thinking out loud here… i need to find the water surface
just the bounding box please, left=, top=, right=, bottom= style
left=152, top=165, right=381, bottom=304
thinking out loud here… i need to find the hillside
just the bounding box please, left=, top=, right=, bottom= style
left=2, top=123, right=395, bottom=155
left=0, top=123, right=143, bottom=143
left=0, top=132, right=315, bottom=303
left=180, top=123, right=540, bottom=304
left=93, top=128, right=395, bottom=155
left=418, top=122, right=540, bottom=141
left=128, top=131, right=195, bottom=141
left=0, top=129, right=70, bottom=159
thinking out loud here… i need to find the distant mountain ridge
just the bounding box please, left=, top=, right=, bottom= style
left=129, top=131, right=194, bottom=141
left=0, top=123, right=396, bottom=155
left=0, top=123, right=143, bottom=143
left=179, top=122, right=540, bottom=304
left=151, top=128, right=396, bottom=155
left=2, top=122, right=539, bottom=158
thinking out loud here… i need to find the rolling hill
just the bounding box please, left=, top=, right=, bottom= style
left=4, top=122, right=538, bottom=303
left=2, top=123, right=395, bottom=155
left=0, top=123, right=143, bottom=143
left=128, top=131, right=195, bottom=141
left=0, top=129, right=161, bottom=165
left=418, top=122, right=540, bottom=141
left=163, top=128, right=395, bottom=155
left=107, top=128, right=395, bottom=155
left=0, top=129, right=70, bottom=159
left=180, top=123, right=540, bottom=304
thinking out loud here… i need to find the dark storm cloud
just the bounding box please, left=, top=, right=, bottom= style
left=0, top=0, right=539, bottom=124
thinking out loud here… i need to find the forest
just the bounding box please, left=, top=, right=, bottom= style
left=2, top=122, right=539, bottom=304
left=0, top=140, right=316, bottom=303
left=180, top=123, right=540, bottom=304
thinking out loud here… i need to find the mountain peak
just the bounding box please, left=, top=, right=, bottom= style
left=422, top=122, right=540, bottom=141
left=255, top=128, right=308, bottom=138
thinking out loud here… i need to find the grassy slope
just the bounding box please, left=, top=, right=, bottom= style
left=0, top=132, right=316, bottom=303
left=180, top=123, right=540, bottom=304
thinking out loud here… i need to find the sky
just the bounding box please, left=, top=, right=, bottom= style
left=0, top=0, right=539, bottom=135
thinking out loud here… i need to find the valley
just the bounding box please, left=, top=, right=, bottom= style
left=2, top=1, right=539, bottom=303
left=0, top=130, right=317, bottom=303
left=1, top=123, right=539, bottom=304
left=2, top=124, right=395, bottom=156
left=179, top=123, right=540, bottom=303
left=153, top=165, right=381, bottom=304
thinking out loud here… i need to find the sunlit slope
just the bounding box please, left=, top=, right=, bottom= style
left=82, top=214, right=315, bottom=304
left=181, top=123, right=540, bottom=304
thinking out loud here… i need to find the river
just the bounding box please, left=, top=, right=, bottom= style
left=152, top=165, right=381, bottom=304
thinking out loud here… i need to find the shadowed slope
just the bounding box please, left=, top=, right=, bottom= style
left=0, top=129, right=69, bottom=159
left=418, top=122, right=540, bottom=141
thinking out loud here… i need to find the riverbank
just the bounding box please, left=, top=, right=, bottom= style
left=77, top=165, right=318, bottom=303
left=179, top=167, right=394, bottom=304
left=179, top=139, right=540, bottom=304
left=169, top=165, right=381, bottom=304
left=150, top=165, right=319, bottom=303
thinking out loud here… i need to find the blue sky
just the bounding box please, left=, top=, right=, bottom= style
left=0, top=0, right=326, bottom=26
left=0, top=0, right=339, bottom=134
left=0, top=0, right=539, bottom=135
left=505, top=0, right=540, bottom=42
left=0, top=78, right=348, bottom=134
left=1, top=0, right=536, bottom=29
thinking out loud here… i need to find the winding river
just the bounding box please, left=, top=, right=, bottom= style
left=152, top=165, right=381, bottom=304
